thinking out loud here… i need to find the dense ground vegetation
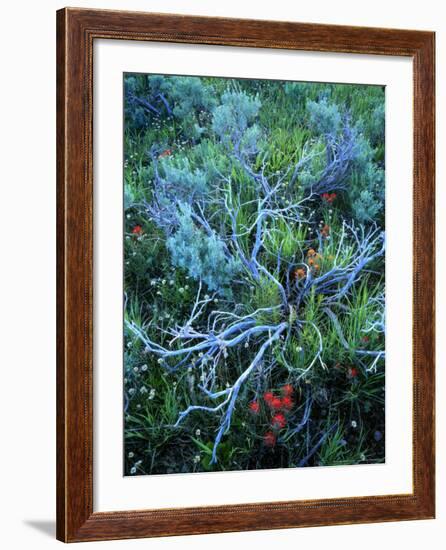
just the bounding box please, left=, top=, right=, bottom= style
left=123, top=74, right=385, bottom=475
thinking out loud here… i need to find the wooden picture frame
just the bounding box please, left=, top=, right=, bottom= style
left=56, top=7, right=435, bottom=542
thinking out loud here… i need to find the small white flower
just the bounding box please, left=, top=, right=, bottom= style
left=351, top=420, right=357, bottom=428
left=136, top=404, right=141, bottom=409
left=128, top=452, right=134, bottom=458
left=130, top=467, right=137, bottom=474
left=244, top=342, right=249, bottom=348
left=150, top=279, right=157, bottom=286
left=141, top=364, right=148, bottom=372
left=140, top=386, right=147, bottom=394
left=179, top=287, right=185, bottom=294
left=169, top=280, right=174, bottom=286
left=185, top=285, right=189, bottom=290
left=193, top=455, right=201, bottom=464
left=128, top=388, right=135, bottom=395
left=162, top=279, right=166, bottom=285
left=204, top=294, right=210, bottom=300
left=157, top=358, right=164, bottom=364
left=195, top=429, right=201, bottom=437
left=198, top=352, right=204, bottom=358
left=133, top=367, right=139, bottom=373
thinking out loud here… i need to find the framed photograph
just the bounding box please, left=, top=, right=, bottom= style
left=56, top=7, right=435, bottom=542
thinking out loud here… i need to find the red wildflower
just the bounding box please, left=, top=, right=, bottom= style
left=132, top=225, right=143, bottom=235
left=349, top=367, right=359, bottom=378
left=249, top=401, right=260, bottom=414
left=159, top=148, right=172, bottom=158
left=361, top=335, right=370, bottom=343
left=263, top=431, right=276, bottom=447
left=321, top=224, right=330, bottom=237
left=263, top=391, right=274, bottom=404
left=322, top=192, right=337, bottom=203
left=271, top=413, right=287, bottom=430
left=270, top=397, right=283, bottom=410
left=281, top=396, right=294, bottom=411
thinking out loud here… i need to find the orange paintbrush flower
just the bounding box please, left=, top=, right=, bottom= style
left=263, top=431, right=276, bottom=447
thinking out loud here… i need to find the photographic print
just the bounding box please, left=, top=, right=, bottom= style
left=123, top=74, right=386, bottom=476
left=57, top=10, right=435, bottom=540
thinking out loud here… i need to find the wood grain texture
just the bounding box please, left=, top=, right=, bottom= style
left=56, top=7, right=435, bottom=542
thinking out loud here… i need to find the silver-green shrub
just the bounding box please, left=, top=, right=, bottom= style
left=167, top=203, right=241, bottom=296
